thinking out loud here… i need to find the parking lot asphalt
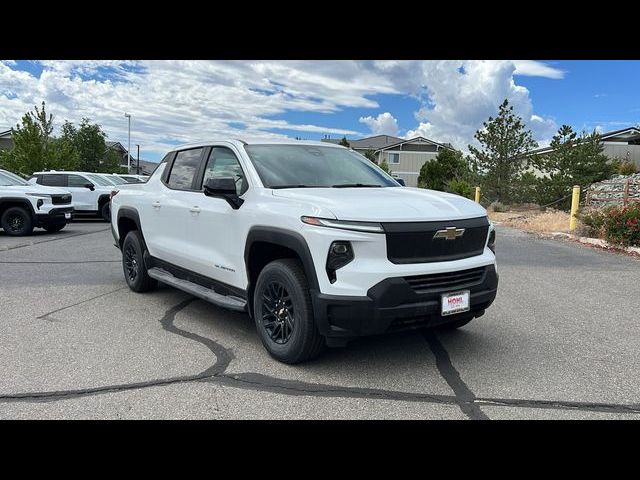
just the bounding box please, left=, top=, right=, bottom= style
left=1, top=220, right=639, bottom=419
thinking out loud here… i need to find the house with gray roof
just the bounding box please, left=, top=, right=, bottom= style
left=321, top=134, right=456, bottom=187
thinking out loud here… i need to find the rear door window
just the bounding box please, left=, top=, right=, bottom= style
left=166, top=148, right=204, bottom=190
left=39, top=174, right=66, bottom=187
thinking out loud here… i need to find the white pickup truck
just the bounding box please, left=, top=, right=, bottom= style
left=0, top=168, right=74, bottom=236
left=110, top=139, right=498, bottom=363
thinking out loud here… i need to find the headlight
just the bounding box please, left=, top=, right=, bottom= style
left=326, top=241, right=354, bottom=283
left=487, top=229, right=496, bottom=253
left=301, top=216, right=384, bottom=233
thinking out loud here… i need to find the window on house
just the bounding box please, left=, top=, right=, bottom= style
left=388, top=153, right=400, bottom=164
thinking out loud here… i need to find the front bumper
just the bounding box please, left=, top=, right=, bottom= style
left=35, top=207, right=74, bottom=227
left=312, top=264, right=498, bottom=338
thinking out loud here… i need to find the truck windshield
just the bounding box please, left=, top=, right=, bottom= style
left=0, top=171, right=28, bottom=186
left=244, top=145, right=400, bottom=189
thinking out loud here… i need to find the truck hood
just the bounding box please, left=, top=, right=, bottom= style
left=272, top=187, right=487, bottom=222
left=1, top=185, right=71, bottom=195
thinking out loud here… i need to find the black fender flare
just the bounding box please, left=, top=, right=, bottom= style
left=0, top=197, right=36, bottom=218
left=115, top=207, right=144, bottom=248
left=244, top=226, right=320, bottom=292
left=98, top=194, right=111, bottom=208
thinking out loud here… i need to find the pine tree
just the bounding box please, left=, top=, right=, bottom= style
left=469, top=99, right=538, bottom=203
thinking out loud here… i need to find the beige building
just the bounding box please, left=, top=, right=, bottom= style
left=374, top=136, right=455, bottom=187
left=0, top=129, right=13, bottom=151
left=321, top=134, right=456, bottom=188
left=529, top=126, right=640, bottom=170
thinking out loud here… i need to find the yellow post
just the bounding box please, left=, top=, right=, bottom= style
left=475, top=186, right=481, bottom=203
left=569, top=185, right=580, bottom=232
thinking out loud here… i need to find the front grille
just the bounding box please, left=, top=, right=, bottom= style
left=383, top=217, right=489, bottom=264
left=404, top=266, right=486, bottom=294
left=51, top=194, right=71, bottom=205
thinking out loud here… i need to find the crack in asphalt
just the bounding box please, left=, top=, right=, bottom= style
left=3, top=293, right=640, bottom=417
left=37, top=287, right=128, bottom=321
left=0, top=228, right=110, bottom=252
left=423, top=330, right=489, bottom=420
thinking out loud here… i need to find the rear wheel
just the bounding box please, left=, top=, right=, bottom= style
left=1, top=206, right=34, bottom=236
left=43, top=222, right=66, bottom=233
left=253, top=259, right=324, bottom=364
left=122, top=230, right=157, bottom=292
left=100, top=202, right=111, bottom=222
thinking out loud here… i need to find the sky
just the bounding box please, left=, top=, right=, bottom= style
left=0, top=60, right=639, bottom=162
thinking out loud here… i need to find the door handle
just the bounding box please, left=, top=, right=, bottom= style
left=152, top=201, right=161, bottom=209
left=189, top=206, right=201, bottom=214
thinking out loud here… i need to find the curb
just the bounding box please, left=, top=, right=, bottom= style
left=549, top=231, right=640, bottom=255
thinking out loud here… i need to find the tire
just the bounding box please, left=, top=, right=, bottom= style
left=122, top=230, right=157, bottom=292
left=435, top=314, right=475, bottom=331
left=1, top=206, right=34, bottom=236
left=43, top=222, right=66, bottom=233
left=253, top=259, right=324, bottom=364
left=100, top=202, right=111, bottom=222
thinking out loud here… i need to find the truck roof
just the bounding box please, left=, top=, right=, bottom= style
left=167, top=138, right=347, bottom=152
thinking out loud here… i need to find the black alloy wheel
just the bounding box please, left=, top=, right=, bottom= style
left=261, top=281, right=295, bottom=344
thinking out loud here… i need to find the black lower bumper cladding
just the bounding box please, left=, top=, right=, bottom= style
left=35, top=207, right=73, bottom=227
left=312, top=265, right=498, bottom=338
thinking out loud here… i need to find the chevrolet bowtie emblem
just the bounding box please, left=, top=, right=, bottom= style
left=433, top=227, right=465, bottom=240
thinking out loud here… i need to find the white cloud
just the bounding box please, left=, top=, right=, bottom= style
left=359, top=112, right=399, bottom=136
left=512, top=60, right=565, bottom=79
left=405, top=61, right=558, bottom=152
left=0, top=60, right=562, bottom=159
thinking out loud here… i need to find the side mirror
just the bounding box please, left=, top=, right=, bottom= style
left=395, top=178, right=405, bottom=186
left=84, top=183, right=95, bottom=191
left=203, top=177, right=243, bottom=209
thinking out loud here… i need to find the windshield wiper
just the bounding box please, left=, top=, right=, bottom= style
left=270, top=184, right=326, bottom=189
left=331, top=183, right=383, bottom=188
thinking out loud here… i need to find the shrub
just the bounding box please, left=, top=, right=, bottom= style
left=487, top=201, right=507, bottom=212
left=578, top=208, right=607, bottom=237
left=602, top=203, right=640, bottom=247
left=446, top=178, right=474, bottom=199
left=619, top=160, right=638, bottom=176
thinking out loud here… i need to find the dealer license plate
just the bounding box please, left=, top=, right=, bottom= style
left=441, top=291, right=470, bottom=316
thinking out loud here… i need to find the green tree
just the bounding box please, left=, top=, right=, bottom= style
left=378, top=160, right=391, bottom=174
left=2, top=102, right=56, bottom=175
left=417, top=148, right=468, bottom=191
left=532, top=125, right=616, bottom=209
left=362, top=149, right=377, bottom=162
left=74, top=118, right=108, bottom=172
left=99, top=149, right=127, bottom=174
left=469, top=99, right=538, bottom=203
left=339, top=136, right=350, bottom=148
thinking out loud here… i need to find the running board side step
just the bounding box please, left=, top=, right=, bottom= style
left=147, top=267, right=247, bottom=312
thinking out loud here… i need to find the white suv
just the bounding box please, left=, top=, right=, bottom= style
left=30, top=171, right=114, bottom=221
left=0, top=169, right=74, bottom=236
left=110, top=140, right=498, bottom=363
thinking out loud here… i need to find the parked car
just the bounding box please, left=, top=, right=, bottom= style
left=0, top=168, right=74, bottom=236
left=29, top=171, right=113, bottom=221
left=110, top=140, right=498, bottom=363
left=117, top=174, right=147, bottom=184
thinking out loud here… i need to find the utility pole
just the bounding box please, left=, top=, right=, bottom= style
left=124, top=112, right=131, bottom=172
left=136, top=144, right=140, bottom=175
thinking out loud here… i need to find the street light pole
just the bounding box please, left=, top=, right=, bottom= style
left=124, top=113, right=131, bottom=173
left=136, top=144, right=140, bottom=175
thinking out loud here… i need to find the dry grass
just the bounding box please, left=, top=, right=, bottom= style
left=489, top=208, right=572, bottom=234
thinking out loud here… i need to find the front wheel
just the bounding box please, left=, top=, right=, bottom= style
left=122, top=230, right=157, bottom=292
left=1, top=206, right=34, bottom=236
left=253, top=259, right=324, bottom=364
